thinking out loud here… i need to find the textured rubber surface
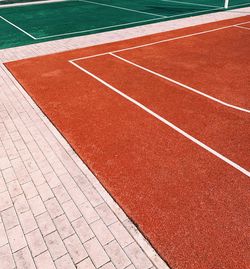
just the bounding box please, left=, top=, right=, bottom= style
left=6, top=17, right=250, bottom=269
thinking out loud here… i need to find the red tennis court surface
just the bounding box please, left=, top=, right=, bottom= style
left=6, top=16, right=250, bottom=269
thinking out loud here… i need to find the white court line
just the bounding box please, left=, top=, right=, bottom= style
left=0, top=0, right=224, bottom=40
left=69, top=60, right=250, bottom=177
left=34, top=5, right=224, bottom=39
left=0, top=15, right=36, bottom=39
left=71, top=20, right=249, bottom=61
left=0, top=0, right=66, bottom=9
left=78, top=0, right=167, bottom=18
left=110, top=53, right=250, bottom=113
left=228, top=2, right=250, bottom=9
left=161, top=0, right=219, bottom=8
left=34, top=18, right=163, bottom=39
left=234, top=24, right=250, bottom=30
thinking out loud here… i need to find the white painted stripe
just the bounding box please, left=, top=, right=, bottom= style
left=110, top=53, right=250, bottom=113
left=71, top=20, right=250, bottom=62
left=0, top=16, right=36, bottom=39
left=78, top=0, right=167, bottom=18
left=234, top=24, right=250, bottom=30
left=34, top=18, right=162, bottom=39
left=31, top=5, right=223, bottom=40
left=162, top=0, right=219, bottom=8
left=0, top=0, right=66, bottom=9
left=69, top=60, right=250, bottom=177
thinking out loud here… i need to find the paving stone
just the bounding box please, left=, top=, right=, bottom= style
left=2, top=167, right=17, bottom=183
left=0, top=156, right=11, bottom=170
left=105, top=240, right=131, bottom=269
left=36, top=212, right=56, bottom=236
left=83, top=186, right=103, bottom=207
left=14, top=247, right=36, bottom=269
left=7, top=180, right=23, bottom=197
left=45, top=198, right=63, bottom=219
left=34, top=251, right=56, bottom=269
left=95, top=203, right=118, bottom=226
left=22, top=181, right=38, bottom=199
left=109, top=221, right=134, bottom=248
left=84, top=238, right=110, bottom=268
left=54, top=214, right=74, bottom=239
left=0, top=222, right=8, bottom=247
left=61, top=200, right=81, bottom=222
left=0, top=176, right=7, bottom=192
left=13, top=194, right=30, bottom=215
left=72, top=217, right=94, bottom=243
left=90, top=219, right=114, bottom=246
left=37, top=182, right=54, bottom=201
left=52, top=184, right=71, bottom=204
left=64, top=234, right=88, bottom=264
left=26, top=229, right=47, bottom=257
left=19, top=210, right=38, bottom=234
left=30, top=170, right=46, bottom=186
left=0, top=191, right=12, bottom=211
left=1, top=207, right=19, bottom=230
left=77, top=257, right=95, bottom=269
left=54, top=254, right=75, bottom=269
left=125, top=242, right=152, bottom=269
left=100, top=262, right=116, bottom=269
left=7, top=225, right=27, bottom=252
left=45, top=231, right=67, bottom=260
left=28, top=195, right=46, bottom=216
left=79, top=201, right=100, bottom=224
left=44, top=171, right=60, bottom=188
left=0, top=244, right=15, bottom=269
left=67, top=186, right=87, bottom=206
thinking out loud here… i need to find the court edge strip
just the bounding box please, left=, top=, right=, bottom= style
left=1, top=0, right=247, bottom=40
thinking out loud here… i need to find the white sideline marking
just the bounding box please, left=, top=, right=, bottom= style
left=110, top=53, right=250, bottom=113
left=33, top=5, right=224, bottom=39
left=0, top=0, right=225, bottom=40
left=79, top=0, right=167, bottom=18
left=234, top=25, right=250, bottom=30
left=69, top=60, right=250, bottom=177
left=162, top=0, right=219, bottom=8
left=34, top=18, right=162, bottom=39
left=0, top=0, right=66, bottom=9
left=71, top=20, right=250, bottom=61
left=0, top=16, right=36, bottom=39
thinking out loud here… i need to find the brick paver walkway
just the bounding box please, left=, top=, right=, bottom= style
left=0, top=6, right=249, bottom=269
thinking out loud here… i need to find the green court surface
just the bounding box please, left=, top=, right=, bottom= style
left=0, top=0, right=249, bottom=49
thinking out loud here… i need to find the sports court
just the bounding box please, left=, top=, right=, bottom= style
left=5, top=13, right=250, bottom=269
left=0, top=0, right=249, bottom=49
left=0, top=1, right=250, bottom=269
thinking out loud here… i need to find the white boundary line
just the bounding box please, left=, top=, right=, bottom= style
left=228, top=2, right=250, bottom=8
left=71, top=20, right=249, bottom=61
left=234, top=24, right=250, bottom=29
left=68, top=20, right=250, bottom=176
left=0, top=0, right=66, bottom=9
left=162, top=0, right=220, bottom=8
left=69, top=60, right=250, bottom=177
left=110, top=53, right=250, bottom=113
left=78, top=0, right=167, bottom=18
left=0, top=0, right=229, bottom=40
left=33, top=18, right=163, bottom=39
left=0, top=15, right=36, bottom=39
